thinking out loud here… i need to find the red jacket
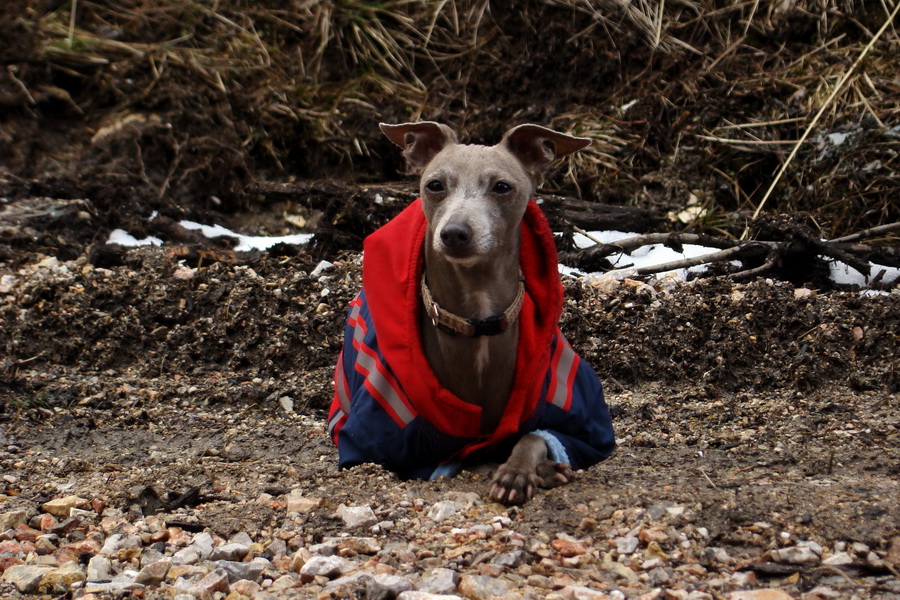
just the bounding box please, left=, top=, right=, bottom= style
left=329, top=199, right=615, bottom=479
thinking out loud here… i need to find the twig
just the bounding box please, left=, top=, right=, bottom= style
left=630, top=245, right=752, bottom=276
left=827, top=221, right=900, bottom=243
left=742, top=0, right=900, bottom=239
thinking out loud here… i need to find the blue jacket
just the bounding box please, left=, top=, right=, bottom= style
left=328, top=200, right=615, bottom=479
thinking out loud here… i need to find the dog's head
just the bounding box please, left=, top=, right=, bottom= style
left=381, top=122, right=590, bottom=265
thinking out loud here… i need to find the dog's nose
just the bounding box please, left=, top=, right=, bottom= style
left=440, top=223, right=473, bottom=250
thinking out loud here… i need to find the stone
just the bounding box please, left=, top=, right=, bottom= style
left=1, top=565, right=53, bottom=594
left=367, top=573, right=414, bottom=599
left=269, top=573, right=298, bottom=592
left=100, top=533, right=142, bottom=555
left=616, top=535, right=640, bottom=555
left=134, top=557, right=171, bottom=585
left=231, top=579, right=262, bottom=596
left=336, top=504, right=378, bottom=529
left=287, top=490, right=322, bottom=514
left=457, top=574, right=511, bottom=600
left=727, top=591, right=794, bottom=600
left=561, top=586, right=609, bottom=600
left=399, top=592, right=464, bottom=600
left=336, top=536, right=381, bottom=554
left=323, top=572, right=373, bottom=596
left=771, top=545, right=820, bottom=565
left=0, top=509, right=28, bottom=531
left=417, top=568, right=459, bottom=595
left=299, top=555, right=356, bottom=580
left=492, top=550, right=526, bottom=568
left=86, top=555, right=114, bottom=582
left=214, top=558, right=269, bottom=583
left=40, top=561, right=86, bottom=590
left=552, top=538, right=587, bottom=557
left=83, top=581, right=145, bottom=595
left=41, top=496, right=90, bottom=518
left=230, top=532, right=254, bottom=546
left=192, top=568, right=230, bottom=596
left=821, top=551, right=853, bottom=566
left=210, top=542, right=250, bottom=562
left=427, top=500, right=460, bottom=522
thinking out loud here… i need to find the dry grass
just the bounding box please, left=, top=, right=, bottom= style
left=5, top=0, right=896, bottom=236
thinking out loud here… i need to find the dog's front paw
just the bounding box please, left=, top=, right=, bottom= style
left=488, top=459, right=574, bottom=504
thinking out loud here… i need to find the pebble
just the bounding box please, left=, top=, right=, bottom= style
left=299, top=554, right=356, bottom=580
left=418, top=567, right=459, bottom=594
left=100, top=533, right=142, bottom=555
left=336, top=504, right=378, bottom=528
left=727, top=591, right=794, bottom=600
left=86, top=555, right=114, bottom=582
left=367, top=573, right=414, bottom=599
left=213, top=557, right=269, bottom=582
left=286, top=490, right=323, bottom=514
left=427, top=500, right=460, bottom=522
left=134, top=557, right=171, bottom=585
left=0, top=509, right=28, bottom=531
left=398, top=593, right=465, bottom=600
left=192, top=568, right=231, bottom=596
left=771, top=544, right=820, bottom=565
left=40, top=562, right=86, bottom=590
left=457, top=574, right=512, bottom=599
left=41, top=496, right=90, bottom=518
left=617, top=535, right=639, bottom=554
left=1, top=565, right=54, bottom=593
left=209, top=541, right=250, bottom=561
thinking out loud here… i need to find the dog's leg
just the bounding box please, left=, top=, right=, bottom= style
left=488, top=434, right=575, bottom=504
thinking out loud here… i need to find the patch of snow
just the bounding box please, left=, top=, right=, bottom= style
left=107, top=229, right=162, bottom=247
left=177, top=220, right=314, bottom=252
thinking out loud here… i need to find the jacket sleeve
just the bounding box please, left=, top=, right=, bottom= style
left=532, top=357, right=616, bottom=470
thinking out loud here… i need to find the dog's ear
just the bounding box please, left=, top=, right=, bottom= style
left=380, top=122, right=458, bottom=173
left=501, top=124, right=591, bottom=175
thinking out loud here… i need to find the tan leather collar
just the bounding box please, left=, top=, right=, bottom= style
left=421, top=274, right=526, bottom=337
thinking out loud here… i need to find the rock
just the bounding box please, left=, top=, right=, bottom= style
left=192, top=568, right=230, bottom=596
left=213, top=558, right=268, bottom=583
left=269, top=573, right=298, bottom=592
left=299, top=555, right=356, bottom=580
left=40, top=562, right=86, bottom=591
left=230, top=532, right=254, bottom=546
left=1, top=565, right=53, bottom=594
left=83, top=581, right=145, bottom=595
left=552, top=538, right=588, bottom=557
left=0, top=509, right=28, bottom=531
left=232, top=579, right=262, bottom=596
left=821, top=551, right=853, bottom=566
left=492, top=550, right=526, bottom=568
left=87, top=555, right=114, bottom=582
left=336, top=504, right=378, bottom=529
left=336, top=536, right=382, bottom=555
left=727, top=591, right=794, bottom=600
left=418, top=568, right=460, bottom=595
left=134, top=557, right=171, bottom=585
left=771, top=545, right=820, bottom=565
left=41, top=496, right=90, bottom=518
left=616, top=535, right=640, bottom=555
left=399, top=593, right=465, bottom=600
left=457, top=574, right=511, bottom=599
left=560, top=586, right=609, bottom=600
left=323, top=572, right=373, bottom=596
left=367, top=573, right=414, bottom=599
left=287, top=490, right=322, bottom=513
left=100, top=533, right=142, bottom=555
left=427, top=500, right=460, bottom=522
left=209, top=542, right=250, bottom=562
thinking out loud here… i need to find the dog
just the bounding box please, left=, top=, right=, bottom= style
left=328, top=122, right=615, bottom=503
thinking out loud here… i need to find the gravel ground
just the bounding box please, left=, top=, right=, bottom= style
left=0, top=240, right=898, bottom=599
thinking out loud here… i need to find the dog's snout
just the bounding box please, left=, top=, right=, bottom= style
left=440, top=223, right=473, bottom=250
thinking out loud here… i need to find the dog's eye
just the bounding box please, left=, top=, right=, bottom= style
left=493, top=181, right=512, bottom=194
left=425, top=180, right=444, bottom=193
